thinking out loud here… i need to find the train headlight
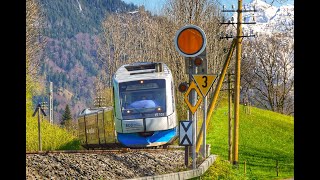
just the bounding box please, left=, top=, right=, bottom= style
left=126, top=110, right=131, bottom=114
left=156, top=107, right=162, bottom=112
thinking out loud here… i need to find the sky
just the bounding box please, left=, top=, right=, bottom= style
left=122, top=0, right=294, bottom=15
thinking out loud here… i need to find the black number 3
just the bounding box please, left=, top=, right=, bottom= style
left=202, top=76, right=207, bottom=88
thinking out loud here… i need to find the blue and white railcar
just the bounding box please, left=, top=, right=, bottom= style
left=112, top=62, right=178, bottom=147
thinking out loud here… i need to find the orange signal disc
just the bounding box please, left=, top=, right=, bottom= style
left=177, top=28, right=204, bottom=55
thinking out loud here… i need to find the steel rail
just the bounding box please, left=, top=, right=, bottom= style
left=26, top=147, right=172, bottom=155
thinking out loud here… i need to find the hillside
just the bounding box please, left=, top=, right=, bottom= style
left=26, top=107, right=81, bottom=151
left=34, top=0, right=294, bottom=125
left=34, top=0, right=138, bottom=122
left=205, top=102, right=294, bottom=179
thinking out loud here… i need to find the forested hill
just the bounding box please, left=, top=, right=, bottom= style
left=36, top=0, right=138, bottom=122
left=40, top=0, right=136, bottom=38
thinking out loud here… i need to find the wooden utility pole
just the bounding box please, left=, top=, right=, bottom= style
left=233, top=0, right=243, bottom=165
left=228, top=72, right=233, bottom=162
left=220, top=1, right=256, bottom=165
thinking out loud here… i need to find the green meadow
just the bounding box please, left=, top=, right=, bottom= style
left=26, top=107, right=81, bottom=151
left=199, top=101, right=294, bottom=180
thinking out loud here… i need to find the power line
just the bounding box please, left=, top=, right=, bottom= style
left=219, top=2, right=257, bottom=40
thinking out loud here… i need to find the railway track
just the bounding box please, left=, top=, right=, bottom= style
left=26, top=146, right=186, bottom=180
left=26, top=148, right=170, bottom=154
left=26, top=144, right=183, bottom=155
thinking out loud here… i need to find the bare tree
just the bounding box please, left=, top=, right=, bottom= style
left=26, top=0, right=46, bottom=108
left=241, top=33, right=294, bottom=115
left=162, top=0, right=231, bottom=118
left=162, top=0, right=234, bottom=78
left=99, top=0, right=229, bottom=119
left=92, top=70, right=114, bottom=107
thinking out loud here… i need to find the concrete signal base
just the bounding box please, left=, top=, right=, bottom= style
left=127, top=154, right=217, bottom=180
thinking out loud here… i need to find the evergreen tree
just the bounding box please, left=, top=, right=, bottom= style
left=61, top=104, right=72, bottom=126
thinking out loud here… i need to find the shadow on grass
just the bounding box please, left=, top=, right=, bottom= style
left=58, top=139, right=82, bottom=150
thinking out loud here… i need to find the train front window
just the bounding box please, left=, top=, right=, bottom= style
left=119, top=79, right=166, bottom=119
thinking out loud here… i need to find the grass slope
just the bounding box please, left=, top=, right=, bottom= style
left=26, top=108, right=81, bottom=151
left=204, top=104, right=293, bottom=179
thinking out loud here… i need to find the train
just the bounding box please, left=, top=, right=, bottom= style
left=77, top=106, right=117, bottom=149
left=78, top=62, right=178, bottom=149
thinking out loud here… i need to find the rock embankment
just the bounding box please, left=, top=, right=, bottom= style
left=26, top=150, right=186, bottom=179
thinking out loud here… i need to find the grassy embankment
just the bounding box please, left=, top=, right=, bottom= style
left=195, top=97, right=294, bottom=179
left=26, top=106, right=81, bottom=151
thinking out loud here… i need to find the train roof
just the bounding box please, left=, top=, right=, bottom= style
left=78, top=106, right=113, bottom=117
left=113, top=62, right=172, bottom=83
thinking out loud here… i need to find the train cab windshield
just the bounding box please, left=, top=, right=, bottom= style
left=119, top=79, right=166, bottom=119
